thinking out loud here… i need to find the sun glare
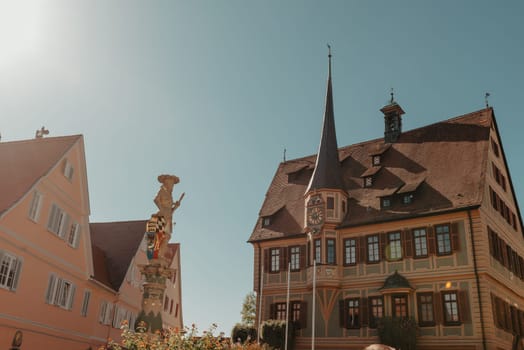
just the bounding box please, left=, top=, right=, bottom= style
left=0, top=1, right=43, bottom=67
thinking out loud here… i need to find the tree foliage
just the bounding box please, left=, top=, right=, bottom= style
left=377, top=316, right=418, bottom=350
left=231, top=323, right=257, bottom=344
left=241, top=292, right=256, bottom=326
left=260, top=320, right=294, bottom=350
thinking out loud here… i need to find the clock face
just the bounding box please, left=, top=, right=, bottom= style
left=307, top=206, right=324, bottom=226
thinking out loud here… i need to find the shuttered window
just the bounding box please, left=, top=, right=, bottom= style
left=435, top=224, right=452, bottom=255
left=344, top=239, right=356, bottom=266
left=326, top=239, right=336, bottom=265
left=0, top=250, right=23, bottom=291
left=290, top=246, right=300, bottom=271
left=81, top=290, right=91, bottom=317
left=28, top=191, right=43, bottom=222
left=367, top=235, right=380, bottom=263
left=387, top=232, right=402, bottom=260
left=47, top=204, right=70, bottom=238
left=417, top=292, right=435, bottom=326
left=45, top=273, right=75, bottom=310
left=392, top=294, right=408, bottom=318
left=270, top=248, right=280, bottom=272
left=442, top=291, right=460, bottom=325
left=413, top=228, right=428, bottom=257
left=369, top=296, right=384, bottom=328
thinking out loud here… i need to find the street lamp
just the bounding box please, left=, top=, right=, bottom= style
left=307, top=232, right=316, bottom=350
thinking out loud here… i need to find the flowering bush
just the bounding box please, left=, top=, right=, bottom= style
left=101, top=321, right=265, bottom=350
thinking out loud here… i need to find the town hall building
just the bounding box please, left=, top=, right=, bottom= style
left=249, top=53, right=524, bottom=350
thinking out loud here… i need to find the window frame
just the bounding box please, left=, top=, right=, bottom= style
left=372, top=155, right=381, bottom=166
left=326, top=239, right=336, bottom=265
left=367, top=235, right=380, bottom=263
left=0, top=250, right=23, bottom=291
left=81, top=290, right=91, bottom=317
left=413, top=228, right=428, bottom=258
left=392, top=294, right=408, bottom=318
left=270, top=248, right=280, bottom=273
left=290, top=246, right=300, bottom=271
left=369, top=296, right=384, bottom=329
left=442, top=291, right=461, bottom=326
left=387, top=231, right=402, bottom=260
left=314, top=239, right=321, bottom=264
left=364, top=176, right=373, bottom=187
left=417, top=292, right=435, bottom=327
left=435, top=224, right=452, bottom=256
left=343, top=238, right=357, bottom=266
left=382, top=197, right=391, bottom=209
left=28, top=191, right=43, bottom=222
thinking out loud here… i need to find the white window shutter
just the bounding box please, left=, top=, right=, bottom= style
left=10, top=257, right=23, bottom=291
left=47, top=204, right=58, bottom=232
left=45, top=273, right=57, bottom=304
left=67, top=284, right=76, bottom=310
left=99, top=301, right=107, bottom=323
left=72, top=224, right=81, bottom=248
left=59, top=214, right=70, bottom=239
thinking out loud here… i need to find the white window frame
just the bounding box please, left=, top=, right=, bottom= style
left=45, top=273, right=75, bottom=310
left=28, top=191, right=43, bottom=222
left=0, top=250, right=23, bottom=291
left=81, top=290, right=91, bottom=317
left=47, top=204, right=70, bottom=238
left=63, top=160, right=74, bottom=181
left=67, top=223, right=81, bottom=248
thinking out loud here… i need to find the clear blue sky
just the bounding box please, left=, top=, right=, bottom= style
left=2, top=0, right=524, bottom=335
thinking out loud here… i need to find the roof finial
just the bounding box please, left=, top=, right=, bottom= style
left=327, top=44, right=332, bottom=77
left=390, top=88, right=395, bottom=104
left=283, top=148, right=287, bottom=162
left=35, top=126, right=49, bottom=138
left=485, top=92, right=490, bottom=108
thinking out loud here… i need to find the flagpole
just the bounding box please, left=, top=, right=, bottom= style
left=257, top=263, right=264, bottom=344
left=285, top=261, right=291, bottom=350
left=312, top=258, right=316, bottom=350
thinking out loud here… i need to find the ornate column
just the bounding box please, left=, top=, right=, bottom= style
left=135, top=174, right=184, bottom=332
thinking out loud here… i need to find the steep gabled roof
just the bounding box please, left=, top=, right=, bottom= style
left=249, top=108, right=493, bottom=242
left=0, top=135, right=81, bottom=216
left=90, top=220, right=147, bottom=291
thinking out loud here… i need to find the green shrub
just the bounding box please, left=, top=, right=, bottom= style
left=231, top=323, right=257, bottom=344
left=377, top=316, right=417, bottom=350
left=260, top=320, right=294, bottom=350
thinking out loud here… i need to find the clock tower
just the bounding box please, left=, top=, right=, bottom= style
left=305, top=47, right=348, bottom=238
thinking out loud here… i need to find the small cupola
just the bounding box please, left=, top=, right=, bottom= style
left=381, top=90, right=405, bottom=143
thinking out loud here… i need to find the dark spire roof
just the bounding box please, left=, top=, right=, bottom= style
left=306, top=47, right=345, bottom=193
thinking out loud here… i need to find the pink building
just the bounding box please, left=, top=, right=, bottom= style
left=0, top=135, right=183, bottom=349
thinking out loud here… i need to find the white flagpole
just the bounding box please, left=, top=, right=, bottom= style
left=312, top=258, right=316, bottom=350
left=285, top=261, right=291, bottom=350
left=257, top=262, right=264, bottom=344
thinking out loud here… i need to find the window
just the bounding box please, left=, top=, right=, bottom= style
left=170, top=299, right=174, bottom=314
left=492, top=162, right=507, bottom=191
left=63, top=160, right=74, bottom=181
left=413, top=228, right=428, bottom=257
left=436, top=225, right=452, bottom=255
left=175, top=304, right=179, bottom=318
left=290, top=246, right=300, bottom=271
left=291, top=301, right=306, bottom=329
left=364, top=177, right=373, bottom=187
left=47, top=204, right=70, bottom=238
left=0, top=251, right=23, bottom=291
left=372, top=155, right=381, bottom=166
left=262, top=217, right=271, bottom=227
left=67, top=223, right=81, bottom=248
left=442, top=291, right=460, bottom=325
left=344, top=239, right=356, bottom=265
left=392, top=295, right=408, bottom=317
left=326, top=239, right=336, bottom=265
left=99, top=301, right=114, bottom=325
left=81, top=290, right=91, bottom=317
left=346, top=299, right=360, bottom=329
left=45, top=273, right=75, bottom=309
left=270, top=248, right=280, bottom=272
left=417, top=293, right=435, bottom=326
left=388, top=232, right=402, bottom=260
left=314, top=239, right=321, bottom=263
left=275, top=302, right=287, bottom=320
left=403, top=194, right=413, bottom=204
left=342, top=200, right=347, bottom=214
left=164, top=296, right=169, bottom=311
left=326, top=196, right=335, bottom=218
left=382, top=198, right=391, bottom=208
left=369, top=296, right=384, bottom=328
left=28, top=191, right=43, bottom=222
left=367, top=235, right=380, bottom=263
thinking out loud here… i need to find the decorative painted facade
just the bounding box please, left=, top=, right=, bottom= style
left=0, top=135, right=183, bottom=349
left=249, top=55, right=524, bottom=350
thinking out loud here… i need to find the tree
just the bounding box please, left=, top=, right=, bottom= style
left=241, top=291, right=256, bottom=326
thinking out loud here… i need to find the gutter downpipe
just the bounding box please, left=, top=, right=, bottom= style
left=468, top=210, right=487, bottom=350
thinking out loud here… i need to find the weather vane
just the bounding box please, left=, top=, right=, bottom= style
left=390, top=88, right=395, bottom=104
left=485, top=92, right=490, bottom=108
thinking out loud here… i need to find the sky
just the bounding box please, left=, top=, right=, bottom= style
left=1, top=0, right=524, bottom=335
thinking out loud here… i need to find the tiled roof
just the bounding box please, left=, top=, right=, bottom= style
left=249, top=108, right=492, bottom=242
left=0, top=135, right=80, bottom=216
left=90, top=220, right=147, bottom=291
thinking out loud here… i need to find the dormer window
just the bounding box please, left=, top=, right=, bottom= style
left=382, top=198, right=391, bottom=208
left=262, top=217, right=271, bottom=227
left=403, top=194, right=413, bottom=204
left=372, top=155, right=381, bottom=166
left=364, top=177, right=373, bottom=187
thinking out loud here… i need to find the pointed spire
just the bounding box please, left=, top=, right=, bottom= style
left=306, top=46, right=344, bottom=193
